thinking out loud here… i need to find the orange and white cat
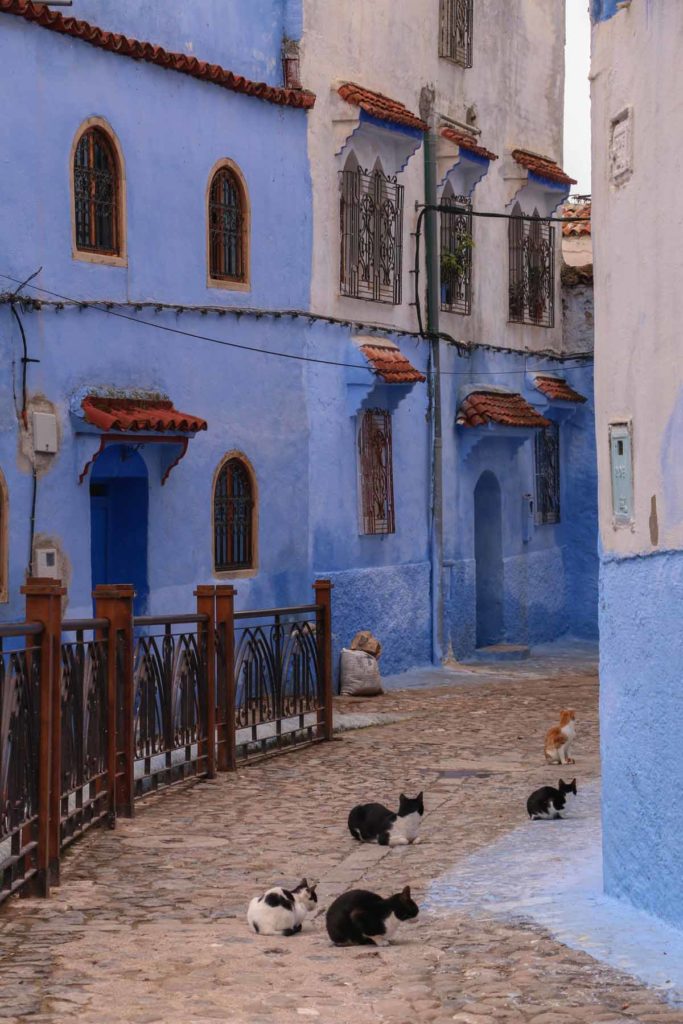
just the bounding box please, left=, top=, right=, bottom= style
left=544, top=709, right=576, bottom=764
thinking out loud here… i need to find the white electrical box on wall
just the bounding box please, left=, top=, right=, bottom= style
left=32, top=411, right=58, bottom=454
left=35, top=548, right=58, bottom=578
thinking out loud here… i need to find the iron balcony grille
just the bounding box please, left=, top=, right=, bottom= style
left=340, top=167, right=404, bottom=305
left=358, top=408, right=395, bottom=535
left=535, top=421, right=560, bottom=524
left=508, top=212, right=555, bottom=328
left=439, top=0, right=473, bottom=68
left=440, top=194, right=472, bottom=316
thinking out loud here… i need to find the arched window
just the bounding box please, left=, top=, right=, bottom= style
left=0, top=469, right=8, bottom=602
left=73, top=126, right=121, bottom=255
left=340, top=153, right=404, bottom=304
left=508, top=201, right=554, bottom=327
left=440, top=180, right=472, bottom=315
left=208, top=163, right=249, bottom=285
left=213, top=457, right=255, bottom=571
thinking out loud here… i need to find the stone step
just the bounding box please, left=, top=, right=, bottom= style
left=471, top=643, right=531, bottom=662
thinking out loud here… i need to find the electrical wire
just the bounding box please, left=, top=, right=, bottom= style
left=0, top=272, right=592, bottom=377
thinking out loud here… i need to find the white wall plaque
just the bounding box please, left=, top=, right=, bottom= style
left=609, top=107, right=633, bottom=185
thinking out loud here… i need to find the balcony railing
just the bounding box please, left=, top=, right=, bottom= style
left=0, top=577, right=333, bottom=904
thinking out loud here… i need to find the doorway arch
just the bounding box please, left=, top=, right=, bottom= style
left=474, top=470, right=503, bottom=648
left=90, top=444, right=149, bottom=614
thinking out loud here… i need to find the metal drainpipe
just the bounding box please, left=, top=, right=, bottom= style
left=423, top=125, right=444, bottom=665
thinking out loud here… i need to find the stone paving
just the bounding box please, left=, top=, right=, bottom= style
left=1, top=651, right=682, bottom=1024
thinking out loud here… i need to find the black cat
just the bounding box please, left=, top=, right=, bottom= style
left=347, top=792, right=424, bottom=846
left=326, top=886, right=419, bottom=946
left=527, top=778, right=577, bottom=820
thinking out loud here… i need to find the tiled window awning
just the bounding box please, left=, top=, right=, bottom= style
left=338, top=83, right=427, bottom=133
left=533, top=375, right=587, bottom=404
left=441, top=127, right=498, bottom=162
left=511, top=149, right=576, bottom=186
left=82, top=397, right=207, bottom=433
left=359, top=342, right=426, bottom=384
left=456, top=391, right=550, bottom=429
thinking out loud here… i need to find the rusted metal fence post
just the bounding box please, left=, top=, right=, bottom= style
left=195, top=586, right=217, bottom=779
left=22, top=577, right=65, bottom=893
left=215, top=585, right=236, bottom=771
left=313, top=579, right=334, bottom=742
left=93, top=586, right=125, bottom=826
left=94, top=585, right=135, bottom=817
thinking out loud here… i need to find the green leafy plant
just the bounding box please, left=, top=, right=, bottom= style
left=440, top=232, right=474, bottom=281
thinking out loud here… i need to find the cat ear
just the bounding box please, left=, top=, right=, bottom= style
left=559, top=779, right=565, bottom=787
left=299, top=878, right=308, bottom=889
left=417, top=791, right=424, bottom=801
left=401, top=886, right=411, bottom=899
left=399, top=793, right=407, bottom=802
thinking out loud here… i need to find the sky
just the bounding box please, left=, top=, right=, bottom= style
left=564, top=1, right=592, bottom=195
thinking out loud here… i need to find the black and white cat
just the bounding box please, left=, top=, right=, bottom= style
left=348, top=792, right=424, bottom=846
left=526, top=778, right=577, bottom=820
left=326, top=886, right=419, bottom=946
left=247, top=879, right=318, bottom=936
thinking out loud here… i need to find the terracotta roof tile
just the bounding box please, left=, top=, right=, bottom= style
left=82, top=397, right=207, bottom=433
left=0, top=0, right=315, bottom=110
left=360, top=345, right=426, bottom=384
left=562, top=202, right=592, bottom=236
left=456, top=391, right=550, bottom=428
left=338, top=82, right=426, bottom=132
left=533, top=376, right=587, bottom=404
left=511, top=149, right=576, bottom=186
left=440, top=126, right=498, bottom=161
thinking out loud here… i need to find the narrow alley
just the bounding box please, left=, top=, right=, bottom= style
left=2, top=652, right=680, bottom=1024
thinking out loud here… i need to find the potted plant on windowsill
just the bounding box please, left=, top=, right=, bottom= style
left=440, top=232, right=473, bottom=307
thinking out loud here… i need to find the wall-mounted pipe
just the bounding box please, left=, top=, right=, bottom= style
left=423, top=127, right=444, bottom=665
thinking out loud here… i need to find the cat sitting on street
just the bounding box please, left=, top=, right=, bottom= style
left=326, top=886, right=419, bottom=946
left=544, top=708, right=577, bottom=764
left=527, top=778, right=577, bottom=820
left=347, top=792, right=424, bottom=846
left=247, top=879, right=317, bottom=936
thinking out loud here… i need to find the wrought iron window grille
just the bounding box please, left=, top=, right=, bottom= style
left=535, top=421, right=560, bottom=524
left=214, top=458, right=254, bottom=570
left=340, top=166, right=404, bottom=305
left=440, top=194, right=473, bottom=315
left=74, top=128, right=119, bottom=255
left=508, top=210, right=555, bottom=328
left=439, top=0, right=474, bottom=68
left=209, top=168, right=246, bottom=282
left=358, top=408, right=396, bottom=535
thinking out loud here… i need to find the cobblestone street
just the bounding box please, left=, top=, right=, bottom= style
left=1, top=651, right=681, bottom=1024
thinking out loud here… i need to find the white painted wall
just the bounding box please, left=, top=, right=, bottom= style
left=591, top=1, right=683, bottom=555
left=301, top=0, right=568, bottom=353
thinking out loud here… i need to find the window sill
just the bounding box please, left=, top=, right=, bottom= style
left=73, top=249, right=127, bottom=268
left=213, top=567, right=258, bottom=580
left=438, top=54, right=472, bottom=70
left=207, top=276, right=251, bottom=293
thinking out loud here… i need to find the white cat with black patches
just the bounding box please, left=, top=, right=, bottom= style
left=247, top=879, right=317, bottom=936
left=347, top=792, right=424, bottom=846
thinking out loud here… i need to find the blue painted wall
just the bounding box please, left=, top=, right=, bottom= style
left=440, top=345, right=598, bottom=661
left=600, top=551, right=683, bottom=928
left=67, top=0, right=302, bottom=81
left=591, top=0, right=620, bottom=23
